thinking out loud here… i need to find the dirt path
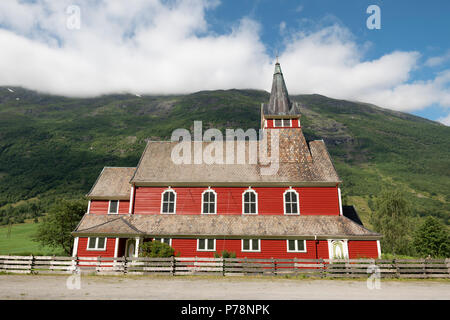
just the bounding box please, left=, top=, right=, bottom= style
left=1, top=275, right=449, bottom=300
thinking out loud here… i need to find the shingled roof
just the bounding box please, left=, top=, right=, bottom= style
left=130, top=139, right=340, bottom=185
left=73, top=214, right=381, bottom=240
left=87, top=167, right=136, bottom=200
left=262, top=62, right=301, bottom=116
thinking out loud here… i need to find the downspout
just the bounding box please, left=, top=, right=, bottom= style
left=314, top=235, right=318, bottom=260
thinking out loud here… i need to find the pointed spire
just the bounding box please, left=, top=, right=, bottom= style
left=267, top=61, right=292, bottom=115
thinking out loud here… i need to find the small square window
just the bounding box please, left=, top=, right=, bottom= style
left=242, top=239, right=260, bottom=252
left=87, top=237, right=107, bottom=250
left=109, top=200, right=118, bottom=214
left=197, top=239, right=215, bottom=251
left=287, top=240, right=306, bottom=252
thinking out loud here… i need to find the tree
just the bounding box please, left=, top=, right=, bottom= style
left=139, top=240, right=175, bottom=257
left=33, top=199, right=87, bottom=255
left=413, top=216, right=450, bottom=258
left=370, top=190, right=412, bottom=255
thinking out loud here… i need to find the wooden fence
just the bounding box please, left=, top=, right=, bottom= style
left=1, top=255, right=449, bottom=278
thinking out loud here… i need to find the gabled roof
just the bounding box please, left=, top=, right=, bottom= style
left=262, top=62, right=301, bottom=116
left=87, top=167, right=136, bottom=200
left=72, top=214, right=381, bottom=240
left=130, top=139, right=340, bottom=185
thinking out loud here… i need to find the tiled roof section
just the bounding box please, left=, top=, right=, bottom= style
left=130, top=136, right=340, bottom=185
left=73, top=214, right=381, bottom=239
left=74, top=214, right=144, bottom=236
left=87, top=167, right=136, bottom=199
left=309, top=140, right=340, bottom=182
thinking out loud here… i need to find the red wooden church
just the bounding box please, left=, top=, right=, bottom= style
left=72, top=62, right=382, bottom=259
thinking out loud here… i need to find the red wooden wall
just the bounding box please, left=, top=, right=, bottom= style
left=76, top=237, right=116, bottom=257
left=89, top=200, right=130, bottom=214
left=171, top=239, right=329, bottom=259
left=348, top=240, right=379, bottom=259
left=133, top=187, right=340, bottom=215
left=265, top=119, right=300, bottom=128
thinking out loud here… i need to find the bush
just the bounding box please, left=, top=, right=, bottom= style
left=413, top=216, right=450, bottom=258
left=139, top=240, right=175, bottom=258
left=214, top=250, right=236, bottom=258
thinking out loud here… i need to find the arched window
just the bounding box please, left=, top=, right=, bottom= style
left=161, top=189, right=176, bottom=214
left=284, top=188, right=299, bottom=215
left=202, top=189, right=217, bottom=214
left=242, top=189, right=258, bottom=214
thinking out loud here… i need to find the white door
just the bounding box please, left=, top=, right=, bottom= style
left=126, top=240, right=135, bottom=258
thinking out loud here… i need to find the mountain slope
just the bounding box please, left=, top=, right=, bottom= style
left=0, top=87, right=448, bottom=226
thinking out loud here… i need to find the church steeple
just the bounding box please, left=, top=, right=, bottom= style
left=267, top=62, right=292, bottom=115
left=263, top=61, right=300, bottom=116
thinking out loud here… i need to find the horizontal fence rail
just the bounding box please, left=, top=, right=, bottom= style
left=0, top=255, right=449, bottom=278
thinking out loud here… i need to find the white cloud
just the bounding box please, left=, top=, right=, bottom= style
left=425, top=50, right=450, bottom=67
left=0, top=0, right=449, bottom=114
left=437, top=113, right=450, bottom=126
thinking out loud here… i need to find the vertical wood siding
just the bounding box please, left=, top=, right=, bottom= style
left=134, top=186, right=340, bottom=215
left=348, top=240, right=379, bottom=259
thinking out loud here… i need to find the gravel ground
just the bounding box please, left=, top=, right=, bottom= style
left=1, top=275, right=449, bottom=300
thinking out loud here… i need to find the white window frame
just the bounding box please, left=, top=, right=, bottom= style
left=154, top=238, right=172, bottom=246
left=86, top=237, right=107, bottom=251
left=201, top=188, right=217, bottom=214
left=241, top=239, right=261, bottom=252
left=160, top=188, right=177, bottom=214
left=197, top=239, right=216, bottom=251
left=108, top=200, right=119, bottom=214
left=283, top=188, right=300, bottom=215
left=273, top=119, right=292, bottom=128
left=242, top=189, right=258, bottom=215
left=286, top=239, right=307, bottom=252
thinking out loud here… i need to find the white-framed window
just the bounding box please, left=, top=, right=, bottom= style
left=197, top=239, right=216, bottom=251
left=287, top=239, right=306, bottom=252
left=201, top=188, right=217, bottom=214
left=87, top=237, right=107, bottom=250
left=284, top=188, right=300, bottom=215
left=108, top=200, right=119, bottom=214
left=274, top=119, right=292, bottom=128
left=154, top=238, right=172, bottom=246
left=242, top=239, right=260, bottom=252
left=161, top=189, right=176, bottom=214
left=242, top=189, right=258, bottom=214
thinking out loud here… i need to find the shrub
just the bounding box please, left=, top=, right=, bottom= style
left=139, top=240, right=175, bottom=258
left=214, top=250, right=236, bottom=258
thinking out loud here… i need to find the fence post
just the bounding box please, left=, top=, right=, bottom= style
left=393, top=259, right=399, bottom=279
left=171, top=256, right=175, bottom=276
left=446, top=258, right=450, bottom=277
left=96, top=256, right=100, bottom=274
left=221, top=257, right=225, bottom=276
left=30, top=255, right=35, bottom=274
left=319, top=258, right=324, bottom=278
left=271, top=258, right=276, bottom=276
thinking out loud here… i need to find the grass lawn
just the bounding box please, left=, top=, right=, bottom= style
left=0, top=221, right=65, bottom=256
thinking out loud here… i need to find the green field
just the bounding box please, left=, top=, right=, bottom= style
left=0, top=221, right=65, bottom=256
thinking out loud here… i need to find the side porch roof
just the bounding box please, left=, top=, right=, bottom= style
left=72, top=214, right=382, bottom=240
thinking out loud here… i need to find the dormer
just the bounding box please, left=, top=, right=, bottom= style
left=261, top=61, right=301, bottom=129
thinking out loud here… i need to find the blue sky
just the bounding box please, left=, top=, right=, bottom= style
left=209, top=0, right=450, bottom=122
left=0, top=0, right=449, bottom=124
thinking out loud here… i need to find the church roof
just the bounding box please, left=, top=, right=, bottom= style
left=86, top=167, right=136, bottom=200
left=130, top=139, right=340, bottom=186
left=72, top=214, right=381, bottom=240
left=262, top=62, right=301, bottom=116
